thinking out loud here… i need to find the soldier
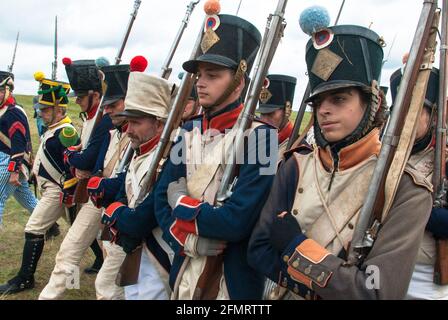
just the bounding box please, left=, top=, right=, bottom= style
left=257, top=74, right=295, bottom=156
left=0, top=71, right=37, bottom=229
left=388, top=68, right=448, bottom=299
left=0, top=74, right=78, bottom=294
left=248, top=23, right=433, bottom=299
left=154, top=14, right=277, bottom=299
left=38, top=58, right=138, bottom=299
left=89, top=70, right=175, bottom=300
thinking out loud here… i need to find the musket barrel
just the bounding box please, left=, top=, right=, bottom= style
left=134, top=18, right=205, bottom=207
left=115, top=0, right=142, bottom=65
left=433, top=0, right=448, bottom=206
left=115, top=1, right=200, bottom=176
left=7, top=32, right=19, bottom=73
left=216, top=0, right=288, bottom=203
left=348, top=0, right=438, bottom=264
left=160, top=1, right=200, bottom=79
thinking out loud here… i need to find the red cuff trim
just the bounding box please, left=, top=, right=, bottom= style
left=8, top=121, right=26, bottom=138
left=178, top=195, right=202, bottom=209
left=105, top=202, right=125, bottom=218
left=169, top=219, right=198, bottom=246
left=87, top=176, right=103, bottom=190
left=170, top=222, right=188, bottom=246
left=7, top=161, right=17, bottom=172
left=175, top=218, right=198, bottom=234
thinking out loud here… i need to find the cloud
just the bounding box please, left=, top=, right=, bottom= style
left=1, top=0, right=429, bottom=109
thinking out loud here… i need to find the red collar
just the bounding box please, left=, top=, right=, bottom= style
left=136, top=134, right=160, bottom=156
left=202, top=104, right=243, bottom=133
left=1, top=95, right=15, bottom=109
left=278, top=121, right=293, bottom=144
left=86, top=103, right=100, bottom=120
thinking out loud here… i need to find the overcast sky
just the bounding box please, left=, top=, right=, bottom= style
left=0, top=0, right=428, bottom=108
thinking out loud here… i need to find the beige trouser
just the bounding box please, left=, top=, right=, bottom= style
left=39, top=200, right=101, bottom=300
left=25, top=177, right=65, bottom=235
left=95, top=240, right=126, bottom=300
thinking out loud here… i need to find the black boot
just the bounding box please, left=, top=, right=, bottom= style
left=84, top=239, right=104, bottom=274
left=45, top=222, right=60, bottom=241
left=0, top=233, right=44, bottom=294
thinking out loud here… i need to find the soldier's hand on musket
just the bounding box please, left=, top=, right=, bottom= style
left=269, top=211, right=303, bottom=253
left=59, top=185, right=75, bottom=207
left=167, top=177, right=188, bottom=209
left=8, top=171, right=21, bottom=187
left=87, top=176, right=105, bottom=208
left=75, top=169, right=91, bottom=180
left=196, top=236, right=227, bottom=256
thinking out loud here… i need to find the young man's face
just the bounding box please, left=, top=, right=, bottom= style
left=40, top=106, right=64, bottom=126
left=127, top=116, right=162, bottom=149
left=183, top=99, right=196, bottom=117
left=0, top=87, right=6, bottom=103
left=314, top=88, right=366, bottom=143
left=104, top=99, right=126, bottom=126
left=196, top=62, right=235, bottom=108
left=260, top=109, right=284, bottom=129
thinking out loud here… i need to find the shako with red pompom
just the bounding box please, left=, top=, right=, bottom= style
left=130, top=56, right=148, bottom=72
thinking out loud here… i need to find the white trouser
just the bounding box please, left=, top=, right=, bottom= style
left=406, top=263, right=448, bottom=300
left=95, top=240, right=126, bottom=300
left=125, top=245, right=169, bottom=300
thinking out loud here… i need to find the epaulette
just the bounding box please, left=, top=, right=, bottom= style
left=404, top=162, right=433, bottom=193
left=58, top=126, right=79, bottom=148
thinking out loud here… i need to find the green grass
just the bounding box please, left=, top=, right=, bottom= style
left=0, top=94, right=96, bottom=300
left=290, top=110, right=312, bottom=134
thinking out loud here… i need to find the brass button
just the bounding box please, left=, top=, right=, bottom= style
left=292, top=209, right=299, bottom=216
left=317, top=272, right=325, bottom=283
left=282, top=278, right=288, bottom=287
left=283, top=255, right=289, bottom=262
left=348, top=223, right=354, bottom=230
left=293, top=285, right=299, bottom=294
left=298, top=187, right=304, bottom=193
left=304, top=264, right=313, bottom=275
left=292, top=260, right=299, bottom=268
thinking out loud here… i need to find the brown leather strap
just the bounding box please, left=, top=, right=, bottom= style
left=192, top=255, right=224, bottom=300
left=103, top=135, right=131, bottom=178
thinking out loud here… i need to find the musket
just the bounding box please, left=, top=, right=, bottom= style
left=346, top=0, right=439, bottom=266
left=73, top=0, right=143, bottom=203
left=216, top=0, right=288, bottom=204
left=433, top=0, right=448, bottom=285
left=115, top=0, right=200, bottom=176
left=52, top=16, right=58, bottom=80
left=115, top=0, right=142, bottom=65
left=286, top=0, right=346, bottom=149
left=115, top=9, right=205, bottom=288
left=7, top=32, right=19, bottom=73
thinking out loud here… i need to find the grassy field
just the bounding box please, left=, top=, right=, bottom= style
left=0, top=94, right=96, bottom=300
left=0, top=94, right=312, bottom=300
